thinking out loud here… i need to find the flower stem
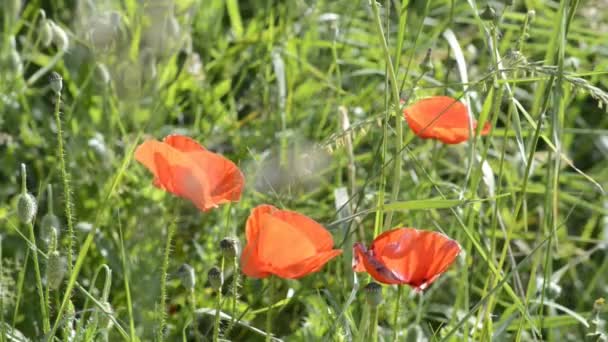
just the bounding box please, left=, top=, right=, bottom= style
left=156, top=219, right=176, bottom=342
left=27, top=222, right=50, bottom=333
left=53, top=90, right=75, bottom=274
left=369, top=306, right=378, bottom=342
left=266, top=276, right=274, bottom=342
left=370, top=0, right=404, bottom=232
left=213, top=257, right=225, bottom=342
left=231, top=256, right=239, bottom=325
left=190, top=288, right=200, bottom=342
left=392, top=286, right=403, bottom=341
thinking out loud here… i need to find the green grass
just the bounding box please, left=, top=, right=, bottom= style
left=1, top=0, right=607, bottom=341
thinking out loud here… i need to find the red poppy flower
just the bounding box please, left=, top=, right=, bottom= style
left=353, top=228, right=461, bottom=291
left=403, top=96, right=491, bottom=144
left=241, top=205, right=342, bottom=279
left=134, top=134, right=244, bottom=212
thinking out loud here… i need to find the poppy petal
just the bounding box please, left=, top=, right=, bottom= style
left=241, top=205, right=340, bottom=280
left=271, top=209, right=335, bottom=251
left=241, top=243, right=271, bottom=278
left=354, top=228, right=461, bottom=289
left=163, top=134, right=208, bottom=152
left=272, top=249, right=342, bottom=279
left=164, top=135, right=245, bottom=203
left=353, top=243, right=404, bottom=284
left=257, top=214, right=318, bottom=267
left=403, top=96, right=490, bottom=144
left=134, top=139, right=215, bottom=211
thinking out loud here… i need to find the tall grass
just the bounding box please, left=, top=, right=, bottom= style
left=0, top=0, right=607, bottom=341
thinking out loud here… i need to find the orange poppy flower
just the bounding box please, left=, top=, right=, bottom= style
left=134, top=134, right=244, bottom=212
left=353, top=228, right=461, bottom=291
left=403, top=96, right=491, bottom=144
left=241, top=205, right=342, bottom=279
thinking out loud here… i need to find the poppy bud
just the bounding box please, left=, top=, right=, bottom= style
left=220, top=238, right=239, bottom=259
left=40, top=19, right=54, bottom=47
left=177, top=263, right=196, bottom=290
left=421, top=48, right=434, bottom=74
left=527, top=10, right=535, bottom=22
left=49, top=72, right=63, bottom=93
left=17, top=163, right=37, bottom=224
left=40, top=215, right=60, bottom=245
left=50, top=22, right=69, bottom=51
left=17, top=193, right=37, bottom=224
left=208, top=266, right=223, bottom=291
left=480, top=5, right=497, bottom=22
left=46, top=250, right=66, bottom=290
left=364, top=282, right=383, bottom=308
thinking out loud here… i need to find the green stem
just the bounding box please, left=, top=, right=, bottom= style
left=190, top=289, right=200, bottom=342
left=231, top=256, right=239, bottom=326
left=392, top=286, right=403, bottom=341
left=369, top=307, right=378, bottom=342
left=370, top=0, right=403, bottom=231
left=265, top=276, right=274, bottom=342
left=213, top=257, right=225, bottom=342
left=53, top=90, right=75, bottom=274
left=27, top=222, right=50, bottom=333
left=156, top=219, right=176, bottom=342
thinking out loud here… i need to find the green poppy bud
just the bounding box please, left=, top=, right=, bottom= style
left=177, top=263, right=196, bottom=290
left=421, top=48, right=433, bottom=74
left=208, top=266, right=223, bottom=291
left=220, top=237, right=239, bottom=259
left=480, top=5, right=497, bottom=22
left=49, top=72, right=63, bottom=93
left=40, top=214, right=60, bottom=245
left=17, top=192, right=37, bottom=224
left=364, top=282, right=383, bottom=308
left=40, top=19, right=54, bottom=47
left=46, top=250, right=66, bottom=290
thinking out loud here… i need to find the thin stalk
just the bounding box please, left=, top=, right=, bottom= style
left=190, top=289, right=200, bottom=342
left=231, top=256, right=239, bottom=328
left=369, top=307, right=378, bottom=342
left=156, top=219, right=177, bottom=342
left=52, top=89, right=75, bottom=273
left=370, top=0, right=403, bottom=231
left=392, top=286, right=403, bottom=341
left=118, top=220, right=136, bottom=341
left=12, top=249, right=28, bottom=327
left=265, top=276, right=274, bottom=342
left=213, top=257, right=225, bottom=342
left=27, top=222, right=50, bottom=333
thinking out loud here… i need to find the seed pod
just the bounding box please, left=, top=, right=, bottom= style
left=219, top=238, right=239, bottom=259
left=17, top=192, right=37, bottom=224
left=49, top=72, right=63, bottom=93
left=177, top=263, right=196, bottom=290
left=46, top=250, right=67, bottom=290
left=363, top=282, right=383, bottom=308
left=207, top=266, right=223, bottom=291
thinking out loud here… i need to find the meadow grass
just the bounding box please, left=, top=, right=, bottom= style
left=1, top=0, right=607, bottom=341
